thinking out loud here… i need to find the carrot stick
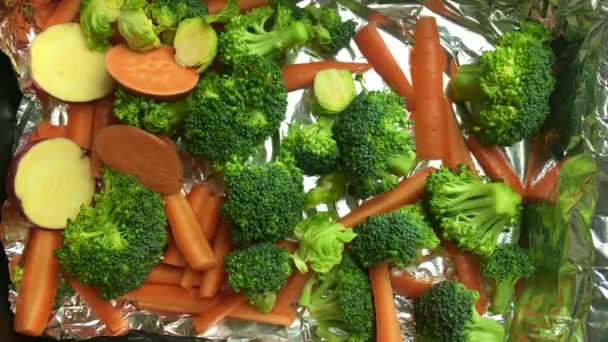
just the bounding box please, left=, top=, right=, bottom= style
left=122, top=284, right=216, bottom=314
left=205, top=0, right=269, bottom=14
left=369, top=262, right=402, bottom=342
left=164, top=192, right=216, bottom=270
left=444, top=241, right=486, bottom=314
left=163, top=233, right=187, bottom=267
left=67, top=276, right=127, bottom=333
left=466, top=137, right=525, bottom=196
left=44, top=0, right=81, bottom=29
left=33, top=2, right=58, bottom=29
left=526, top=161, right=563, bottom=205
left=67, top=103, right=95, bottom=150
left=180, top=268, right=200, bottom=289
left=412, top=98, right=448, bottom=161
left=193, top=293, right=248, bottom=333
left=445, top=99, right=475, bottom=170
left=282, top=61, right=372, bottom=92
left=14, top=228, right=62, bottom=336
left=227, top=304, right=296, bottom=326
left=145, top=264, right=184, bottom=285
left=277, top=240, right=298, bottom=254
left=390, top=273, right=433, bottom=298
left=29, top=120, right=69, bottom=143
left=199, top=220, right=232, bottom=298
left=339, top=167, right=434, bottom=228
left=188, top=183, right=224, bottom=241
left=354, top=24, right=415, bottom=109
left=274, top=271, right=313, bottom=311
left=90, top=97, right=115, bottom=178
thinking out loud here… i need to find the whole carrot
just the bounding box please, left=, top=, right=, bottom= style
left=282, top=61, right=371, bottom=92
left=369, top=263, right=402, bottom=342
left=14, top=228, right=62, bottom=336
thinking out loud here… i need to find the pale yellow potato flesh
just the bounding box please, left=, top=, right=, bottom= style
left=31, top=23, right=115, bottom=102
left=14, top=138, right=95, bottom=229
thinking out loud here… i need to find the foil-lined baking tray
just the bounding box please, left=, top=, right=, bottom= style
left=1, top=0, right=607, bottom=340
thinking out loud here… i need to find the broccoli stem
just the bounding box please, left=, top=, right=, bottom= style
left=490, top=279, right=516, bottom=313
left=450, top=64, right=483, bottom=103
left=251, top=291, right=278, bottom=313
left=246, top=21, right=310, bottom=57
left=387, top=149, right=417, bottom=176
left=304, top=171, right=347, bottom=213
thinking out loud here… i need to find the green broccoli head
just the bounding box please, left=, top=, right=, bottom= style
left=222, top=158, right=305, bottom=243
left=292, top=212, right=356, bottom=274
left=272, top=0, right=305, bottom=30
left=146, top=0, right=208, bottom=30
left=350, top=209, right=426, bottom=269
left=401, top=203, right=440, bottom=252
left=299, top=253, right=375, bottom=342
left=303, top=4, right=356, bottom=53
left=183, top=55, right=287, bottom=162
left=55, top=168, right=167, bottom=299
left=282, top=118, right=339, bottom=176
left=425, top=165, right=522, bottom=256
left=219, top=6, right=310, bottom=62
left=113, top=87, right=189, bottom=136
left=414, top=281, right=505, bottom=342
left=80, top=0, right=144, bottom=50
left=10, top=264, right=23, bottom=289
left=482, top=244, right=534, bottom=314
left=304, top=171, right=347, bottom=216
left=117, top=8, right=161, bottom=52
left=225, top=243, right=292, bottom=313
left=332, top=90, right=416, bottom=199
left=449, top=21, right=555, bottom=146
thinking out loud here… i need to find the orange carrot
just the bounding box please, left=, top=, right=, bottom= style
left=90, top=97, right=115, bottom=178
left=145, top=264, right=184, bottom=285
left=122, top=284, right=216, bottom=314
left=44, top=0, right=81, bottom=28
left=67, top=103, right=95, bottom=150
left=33, top=2, right=58, bottom=29
left=274, top=271, right=313, bottom=311
left=199, top=220, right=232, bottom=298
left=466, top=137, right=525, bottom=196
left=277, top=240, right=298, bottom=254
left=205, top=0, right=269, bottom=14
left=526, top=161, right=563, bottom=205
left=390, top=273, right=433, bottom=298
left=163, top=233, right=187, bottom=267
left=413, top=98, right=449, bottom=161
left=193, top=293, right=248, bottom=333
left=67, top=276, right=127, bottom=333
left=188, top=183, right=224, bottom=241
left=339, top=167, right=434, bottom=228
left=105, top=45, right=199, bottom=99
left=282, top=61, right=372, bottom=92
left=444, top=241, right=486, bottom=314
left=227, top=304, right=296, bottom=326
left=14, top=228, right=62, bottom=336
left=445, top=99, right=475, bottom=170
left=164, top=192, right=216, bottom=270
left=369, top=263, right=402, bottom=342
left=29, top=120, right=69, bottom=143
left=180, top=268, right=200, bottom=289
left=354, top=23, right=415, bottom=109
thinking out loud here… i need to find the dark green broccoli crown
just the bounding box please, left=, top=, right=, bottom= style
left=146, top=0, right=208, bottom=29
left=113, top=87, right=188, bottom=136
left=219, top=6, right=310, bottom=62
left=55, top=168, right=167, bottom=299
left=350, top=210, right=419, bottom=268
left=414, top=281, right=504, bottom=342
left=332, top=90, right=416, bottom=199
left=482, top=244, right=534, bottom=282
left=183, top=55, right=287, bottom=161
left=282, top=119, right=339, bottom=176
left=425, top=165, right=522, bottom=256
left=225, top=243, right=292, bottom=312
left=306, top=253, right=375, bottom=342
left=304, top=171, right=347, bottom=212
left=222, top=158, right=304, bottom=243
left=272, top=0, right=305, bottom=29
left=400, top=204, right=440, bottom=251
left=304, top=4, right=356, bottom=53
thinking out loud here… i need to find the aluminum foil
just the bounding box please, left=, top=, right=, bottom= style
left=1, top=0, right=608, bottom=341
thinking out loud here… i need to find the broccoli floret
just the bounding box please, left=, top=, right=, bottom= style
left=80, top=0, right=145, bottom=50
left=332, top=90, right=416, bottom=199
left=401, top=203, right=440, bottom=252
left=10, top=264, right=23, bottom=289
left=272, top=0, right=305, bottom=30
left=113, top=87, right=189, bottom=136
left=482, top=244, right=534, bottom=314
left=414, top=281, right=505, bottom=342
left=304, top=171, right=347, bottom=216
left=219, top=6, right=310, bottom=62
left=282, top=117, right=339, bottom=176
left=292, top=212, right=356, bottom=274
left=183, top=54, right=287, bottom=161
left=299, top=253, right=375, bottom=342
left=425, top=165, right=522, bottom=256
left=55, top=168, right=167, bottom=299
left=146, top=0, right=208, bottom=43
left=303, top=4, right=356, bottom=53
left=449, top=22, right=555, bottom=146
left=222, top=158, right=304, bottom=243
left=350, top=209, right=423, bottom=268
left=225, top=243, right=292, bottom=313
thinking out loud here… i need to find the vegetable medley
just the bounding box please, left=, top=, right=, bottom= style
left=6, top=0, right=570, bottom=340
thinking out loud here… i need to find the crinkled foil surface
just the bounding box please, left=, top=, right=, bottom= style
left=1, top=0, right=608, bottom=340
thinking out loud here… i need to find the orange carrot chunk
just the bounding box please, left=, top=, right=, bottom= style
left=227, top=304, right=296, bottom=326
left=44, top=0, right=81, bottom=29
left=369, top=263, right=402, bottom=342
left=163, top=233, right=187, bottom=267
left=390, top=273, right=433, bottom=298
left=90, top=97, right=116, bottom=178
left=180, top=268, right=200, bottom=289
left=67, top=103, right=95, bottom=150
left=274, top=271, right=313, bottom=311
left=122, top=284, right=216, bottom=314
left=145, top=264, right=184, bottom=285
left=282, top=61, right=371, bottom=92
left=14, top=228, right=62, bottom=336
left=188, top=183, right=224, bottom=241
left=29, top=121, right=68, bottom=143
left=193, top=293, right=248, bottom=333
left=199, top=220, right=232, bottom=298
left=444, top=241, right=486, bottom=314
left=526, top=161, right=563, bottom=205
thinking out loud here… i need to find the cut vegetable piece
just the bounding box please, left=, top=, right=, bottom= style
left=174, top=17, right=218, bottom=73
left=123, top=284, right=215, bottom=314
left=31, top=23, right=114, bottom=102
left=43, top=0, right=81, bottom=29
left=67, top=103, right=94, bottom=150
left=282, top=61, right=371, bottom=92
left=9, top=138, right=95, bottom=229
left=93, top=125, right=183, bottom=195
left=145, top=264, right=183, bottom=285
left=314, top=69, right=356, bottom=114
left=105, top=44, right=199, bottom=99
left=29, top=121, right=68, bottom=143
